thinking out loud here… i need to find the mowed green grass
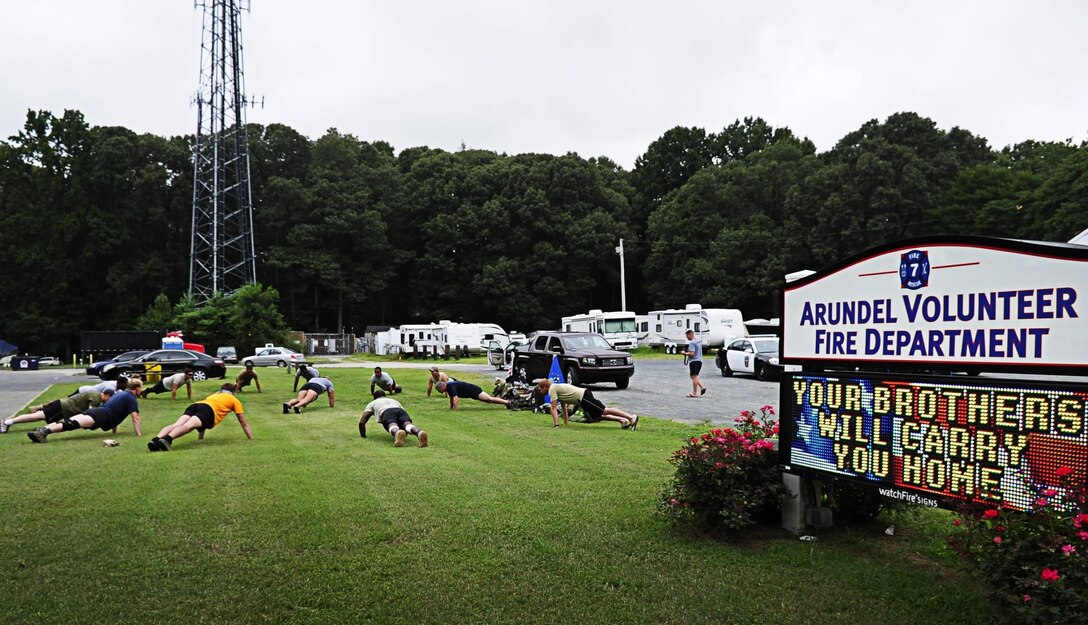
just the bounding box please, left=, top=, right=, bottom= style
left=0, top=368, right=987, bottom=625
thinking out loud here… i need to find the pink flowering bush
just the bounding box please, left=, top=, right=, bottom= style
left=949, top=467, right=1087, bottom=624
left=658, top=406, right=789, bottom=532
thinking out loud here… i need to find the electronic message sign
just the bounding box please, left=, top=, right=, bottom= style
left=779, top=372, right=1088, bottom=511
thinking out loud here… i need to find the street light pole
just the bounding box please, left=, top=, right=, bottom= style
left=615, top=238, right=627, bottom=311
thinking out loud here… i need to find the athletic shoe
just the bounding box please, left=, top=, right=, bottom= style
left=27, top=428, right=48, bottom=443
left=0, top=419, right=10, bottom=434
left=147, top=438, right=161, bottom=452
left=282, top=403, right=290, bottom=414
left=293, top=406, right=301, bottom=414
left=394, top=430, right=407, bottom=447
left=630, top=415, right=639, bottom=431
left=159, top=438, right=172, bottom=451
left=418, top=431, right=429, bottom=448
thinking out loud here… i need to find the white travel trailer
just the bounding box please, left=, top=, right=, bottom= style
left=561, top=310, right=639, bottom=350
left=702, top=308, right=747, bottom=348
left=644, top=304, right=746, bottom=352
left=374, top=323, right=445, bottom=354
left=634, top=314, right=650, bottom=344
left=438, top=321, right=509, bottom=354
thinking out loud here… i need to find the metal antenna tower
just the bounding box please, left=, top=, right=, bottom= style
left=189, top=0, right=258, bottom=303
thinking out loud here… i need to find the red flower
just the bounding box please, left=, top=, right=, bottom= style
left=994, top=525, right=1005, bottom=533
left=1022, top=594, right=1032, bottom=603
left=982, top=509, right=999, bottom=519
left=993, top=536, right=1003, bottom=544
left=953, top=519, right=961, bottom=527
left=1056, top=466, right=1074, bottom=478
left=1041, top=568, right=1061, bottom=582
left=1035, top=497, right=1049, bottom=507
left=1074, top=513, right=1088, bottom=528
left=1078, top=531, right=1088, bottom=541
left=1042, top=488, right=1058, bottom=497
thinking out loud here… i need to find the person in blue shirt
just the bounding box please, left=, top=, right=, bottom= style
left=27, top=379, right=143, bottom=443
left=682, top=329, right=707, bottom=397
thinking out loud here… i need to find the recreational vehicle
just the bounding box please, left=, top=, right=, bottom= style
left=634, top=314, right=650, bottom=344
left=561, top=310, right=639, bottom=350
left=644, top=304, right=746, bottom=352
left=438, top=321, right=509, bottom=354
left=373, top=324, right=445, bottom=354
left=701, top=308, right=746, bottom=348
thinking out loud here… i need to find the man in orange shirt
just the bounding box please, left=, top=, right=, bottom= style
left=147, top=383, right=252, bottom=451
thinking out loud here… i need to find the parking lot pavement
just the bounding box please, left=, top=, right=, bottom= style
left=0, top=368, right=85, bottom=419
left=444, top=358, right=783, bottom=426
left=558, top=359, right=783, bottom=425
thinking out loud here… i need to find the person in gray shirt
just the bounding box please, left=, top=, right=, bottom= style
left=682, top=329, right=707, bottom=397
left=293, top=363, right=320, bottom=392
left=284, top=376, right=335, bottom=414
left=369, top=366, right=403, bottom=395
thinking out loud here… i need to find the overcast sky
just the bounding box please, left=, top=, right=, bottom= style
left=4, top=1, right=1087, bottom=168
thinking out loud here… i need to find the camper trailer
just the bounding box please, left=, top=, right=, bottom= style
left=701, top=308, right=746, bottom=348
left=378, top=324, right=445, bottom=354
left=561, top=310, right=639, bottom=350
left=644, top=304, right=746, bottom=353
left=634, top=314, right=650, bottom=344
left=438, top=321, right=509, bottom=354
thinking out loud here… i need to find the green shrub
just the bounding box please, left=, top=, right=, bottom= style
left=948, top=466, right=1087, bottom=624
left=658, top=406, right=790, bottom=531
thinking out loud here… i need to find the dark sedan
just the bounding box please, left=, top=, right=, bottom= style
left=512, top=332, right=634, bottom=388
left=85, top=350, right=150, bottom=376
left=99, top=349, right=226, bottom=381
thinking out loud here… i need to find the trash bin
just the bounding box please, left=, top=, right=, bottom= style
left=11, top=357, right=39, bottom=371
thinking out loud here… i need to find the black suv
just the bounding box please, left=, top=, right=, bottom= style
left=512, top=332, right=634, bottom=388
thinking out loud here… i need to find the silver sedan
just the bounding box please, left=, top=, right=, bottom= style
left=241, top=347, right=307, bottom=368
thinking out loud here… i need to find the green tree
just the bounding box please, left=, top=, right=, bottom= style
left=789, top=112, right=994, bottom=267
left=644, top=137, right=816, bottom=315
left=135, top=293, right=174, bottom=331
left=268, top=130, right=400, bottom=331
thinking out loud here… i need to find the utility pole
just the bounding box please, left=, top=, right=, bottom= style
left=189, top=0, right=258, bottom=303
left=615, top=238, right=627, bottom=311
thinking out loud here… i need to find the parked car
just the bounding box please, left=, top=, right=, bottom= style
left=716, top=335, right=784, bottom=381
left=242, top=346, right=306, bottom=368
left=38, top=356, right=61, bottom=366
left=0, top=355, right=12, bottom=368
left=512, top=332, right=634, bottom=388
left=216, top=346, right=238, bottom=364
left=99, top=349, right=226, bottom=381
left=85, top=350, right=151, bottom=376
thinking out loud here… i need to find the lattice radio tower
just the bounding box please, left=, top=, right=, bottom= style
left=189, top=0, right=258, bottom=303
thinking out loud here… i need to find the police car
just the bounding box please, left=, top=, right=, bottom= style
left=716, top=335, right=789, bottom=381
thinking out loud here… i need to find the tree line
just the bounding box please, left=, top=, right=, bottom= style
left=1, top=109, right=1085, bottom=356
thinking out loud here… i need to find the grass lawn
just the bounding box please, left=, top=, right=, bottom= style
left=0, top=367, right=988, bottom=624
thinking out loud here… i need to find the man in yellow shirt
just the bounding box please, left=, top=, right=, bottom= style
left=147, top=383, right=252, bottom=451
